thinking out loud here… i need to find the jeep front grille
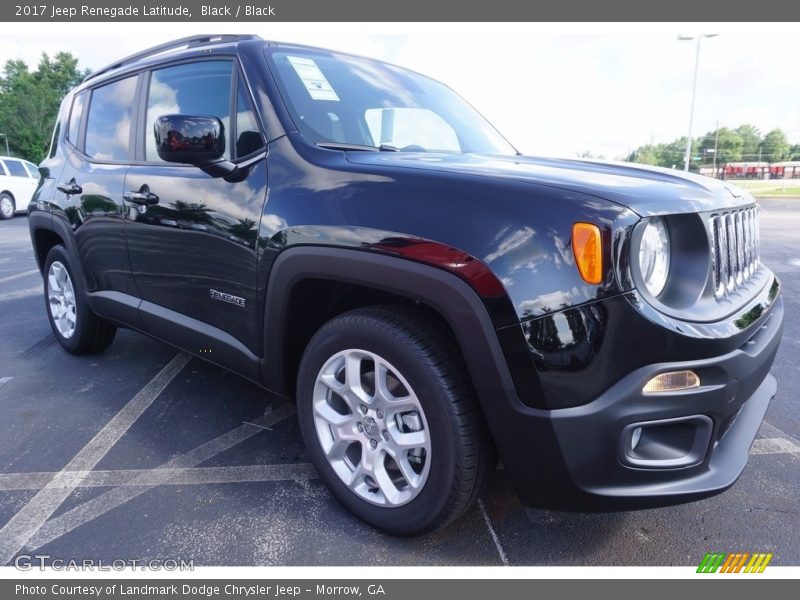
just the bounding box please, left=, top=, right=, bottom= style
left=709, top=206, right=760, bottom=298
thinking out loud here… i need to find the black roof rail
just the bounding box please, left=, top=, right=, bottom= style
left=82, top=34, right=262, bottom=84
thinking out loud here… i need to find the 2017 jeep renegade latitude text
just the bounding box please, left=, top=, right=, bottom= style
left=28, top=35, right=783, bottom=534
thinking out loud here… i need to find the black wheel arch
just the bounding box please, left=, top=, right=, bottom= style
left=28, top=211, right=90, bottom=298
left=262, top=245, right=542, bottom=412
left=261, top=246, right=569, bottom=506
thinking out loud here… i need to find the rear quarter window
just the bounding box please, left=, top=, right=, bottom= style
left=66, top=92, right=86, bottom=145
left=48, top=121, right=61, bottom=159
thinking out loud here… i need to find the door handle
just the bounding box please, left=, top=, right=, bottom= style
left=57, top=178, right=82, bottom=195
left=123, top=187, right=159, bottom=206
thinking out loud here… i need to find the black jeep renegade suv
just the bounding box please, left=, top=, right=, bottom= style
left=28, top=35, right=783, bottom=535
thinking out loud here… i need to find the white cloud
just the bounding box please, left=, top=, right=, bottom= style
left=519, top=286, right=581, bottom=313
left=484, top=226, right=536, bottom=263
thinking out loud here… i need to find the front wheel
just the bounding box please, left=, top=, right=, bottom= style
left=296, top=306, right=495, bottom=535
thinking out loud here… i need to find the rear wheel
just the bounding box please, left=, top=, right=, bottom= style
left=0, top=193, right=14, bottom=220
left=43, top=245, right=116, bottom=354
left=296, top=306, right=495, bottom=535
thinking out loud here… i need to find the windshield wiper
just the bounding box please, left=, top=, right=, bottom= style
left=316, top=141, right=399, bottom=152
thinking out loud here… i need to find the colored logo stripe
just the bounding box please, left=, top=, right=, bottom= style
left=697, top=552, right=773, bottom=573
left=744, top=553, right=773, bottom=573
left=697, top=553, right=726, bottom=573
left=720, top=553, right=749, bottom=573
left=720, top=553, right=737, bottom=572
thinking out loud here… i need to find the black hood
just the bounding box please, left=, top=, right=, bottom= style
left=345, top=152, right=754, bottom=217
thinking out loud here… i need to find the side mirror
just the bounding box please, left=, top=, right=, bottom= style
left=154, top=114, right=239, bottom=179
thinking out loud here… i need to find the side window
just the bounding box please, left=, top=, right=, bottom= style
left=364, top=107, right=460, bottom=152
left=234, top=78, right=264, bottom=158
left=66, top=92, right=86, bottom=145
left=4, top=159, right=29, bottom=178
left=145, top=61, right=233, bottom=162
left=24, top=162, right=39, bottom=178
left=48, top=121, right=61, bottom=159
left=85, top=76, right=137, bottom=161
left=0, top=161, right=7, bottom=176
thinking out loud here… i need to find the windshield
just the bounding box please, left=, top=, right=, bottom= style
left=266, top=49, right=516, bottom=155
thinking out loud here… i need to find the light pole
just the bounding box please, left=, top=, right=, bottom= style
left=0, top=133, right=9, bottom=156
left=713, top=119, right=719, bottom=177
left=678, top=34, right=718, bottom=171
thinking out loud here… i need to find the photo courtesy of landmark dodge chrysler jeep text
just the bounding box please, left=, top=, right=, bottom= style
left=27, top=35, right=783, bottom=535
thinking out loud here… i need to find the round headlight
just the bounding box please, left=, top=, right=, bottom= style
left=638, top=217, right=670, bottom=297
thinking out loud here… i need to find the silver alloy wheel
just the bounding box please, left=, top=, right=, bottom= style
left=312, top=348, right=432, bottom=507
left=0, top=196, right=13, bottom=218
left=47, top=261, right=77, bottom=339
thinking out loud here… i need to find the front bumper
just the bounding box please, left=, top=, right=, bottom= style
left=493, top=278, right=783, bottom=510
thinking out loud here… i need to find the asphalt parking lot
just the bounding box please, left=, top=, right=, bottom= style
left=0, top=198, right=798, bottom=567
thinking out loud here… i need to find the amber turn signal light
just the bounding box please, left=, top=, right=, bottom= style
left=572, top=222, right=603, bottom=284
left=642, top=370, right=700, bottom=393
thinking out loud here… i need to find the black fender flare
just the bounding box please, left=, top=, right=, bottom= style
left=261, top=246, right=567, bottom=501
left=28, top=210, right=91, bottom=300
left=27, top=209, right=53, bottom=272
left=261, top=246, right=516, bottom=399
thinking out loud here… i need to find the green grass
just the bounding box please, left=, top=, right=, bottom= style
left=734, top=180, right=800, bottom=197
left=751, top=187, right=800, bottom=196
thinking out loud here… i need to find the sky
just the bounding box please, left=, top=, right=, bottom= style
left=1, top=22, right=798, bottom=160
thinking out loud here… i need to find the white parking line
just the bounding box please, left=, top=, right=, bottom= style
left=0, top=463, right=316, bottom=492
left=754, top=421, right=800, bottom=460
left=0, top=269, right=39, bottom=285
left=0, top=352, right=191, bottom=565
left=26, top=403, right=296, bottom=550
left=0, top=285, right=42, bottom=303
left=760, top=421, right=800, bottom=449
left=478, top=498, right=510, bottom=566
left=750, top=437, right=800, bottom=456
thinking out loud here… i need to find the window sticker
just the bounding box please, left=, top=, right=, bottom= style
left=287, top=56, right=340, bottom=101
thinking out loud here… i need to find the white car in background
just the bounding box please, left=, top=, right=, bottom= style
left=0, top=156, right=39, bottom=219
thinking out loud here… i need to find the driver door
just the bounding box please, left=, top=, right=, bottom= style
left=124, top=59, right=268, bottom=364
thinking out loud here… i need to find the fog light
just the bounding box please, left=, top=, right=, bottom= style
left=642, top=370, right=700, bottom=393
left=630, top=427, right=642, bottom=450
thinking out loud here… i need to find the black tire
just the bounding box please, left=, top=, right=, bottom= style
left=43, top=245, right=117, bottom=354
left=0, top=192, right=15, bottom=220
left=296, top=305, right=496, bottom=535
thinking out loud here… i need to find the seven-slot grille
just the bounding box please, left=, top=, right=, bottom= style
left=709, top=205, right=760, bottom=298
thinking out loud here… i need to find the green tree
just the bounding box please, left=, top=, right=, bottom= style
left=627, top=137, right=698, bottom=170
left=628, top=144, right=659, bottom=166
left=760, top=129, right=790, bottom=163
left=659, top=137, right=692, bottom=169
left=627, top=126, right=799, bottom=172
left=577, top=150, right=606, bottom=160
left=0, top=52, right=87, bottom=163
left=699, top=127, right=743, bottom=164
left=734, top=124, right=761, bottom=161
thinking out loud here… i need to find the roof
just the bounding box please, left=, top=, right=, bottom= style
left=82, top=34, right=262, bottom=85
